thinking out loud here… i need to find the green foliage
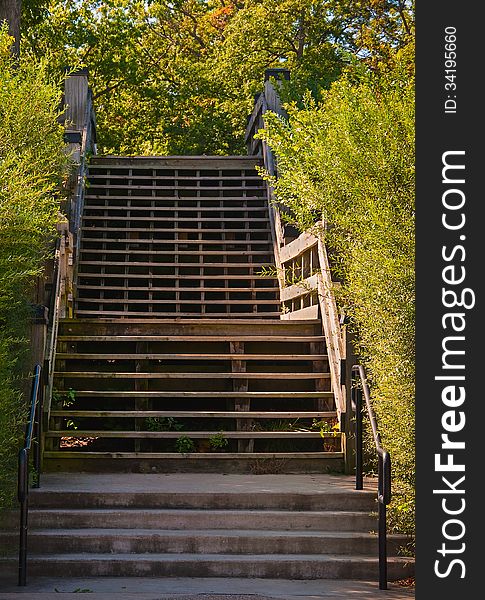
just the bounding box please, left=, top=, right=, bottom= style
left=0, top=25, right=68, bottom=507
left=21, top=1, right=413, bottom=155
left=175, top=435, right=196, bottom=454
left=145, top=417, right=183, bottom=432
left=52, top=388, right=76, bottom=409
left=208, top=431, right=228, bottom=451
left=257, top=45, right=415, bottom=536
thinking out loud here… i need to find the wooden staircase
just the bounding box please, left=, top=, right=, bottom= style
left=77, top=156, right=280, bottom=318
left=43, top=155, right=344, bottom=472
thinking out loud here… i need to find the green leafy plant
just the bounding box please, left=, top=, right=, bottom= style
left=311, top=419, right=340, bottom=438
left=0, top=26, right=69, bottom=508
left=145, top=417, right=183, bottom=432
left=175, top=435, right=195, bottom=454
left=208, top=431, right=228, bottom=452
left=52, top=388, right=76, bottom=409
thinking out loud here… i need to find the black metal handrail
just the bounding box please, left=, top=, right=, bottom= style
left=352, top=364, right=391, bottom=590
left=18, top=364, right=43, bottom=586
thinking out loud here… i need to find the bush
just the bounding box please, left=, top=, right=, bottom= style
left=0, top=27, right=69, bottom=507
left=257, top=45, right=415, bottom=536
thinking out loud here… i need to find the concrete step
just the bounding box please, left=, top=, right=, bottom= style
left=0, top=553, right=414, bottom=580
left=23, top=508, right=378, bottom=532
left=0, top=529, right=407, bottom=556
left=30, top=490, right=375, bottom=511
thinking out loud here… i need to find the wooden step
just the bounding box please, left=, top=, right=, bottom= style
left=81, top=239, right=273, bottom=246
left=78, top=261, right=273, bottom=268
left=74, top=311, right=282, bottom=318
left=82, top=216, right=270, bottom=223
left=46, top=431, right=340, bottom=439
left=51, top=391, right=333, bottom=398
left=79, top=249, right=273, bottom=256
left=75, top=299, right=280, bottom=305
left=58, top=336, right=323, bottom=343
left=55, top=372, right=330, bottom=380
left=88, top=174, right=263, bottom=181
left=77, top=286, right=278, bottom=293
left=76, top=274, right=277, bottom=280
left=83, top=204, right=268, bottom=211
left=56, top=354, right=328, bottom=361
left=81, top=228, right=271, bottom=234
left=50, top=411, right=336, bottom=418
left=43, top=451, right=343, bottom=460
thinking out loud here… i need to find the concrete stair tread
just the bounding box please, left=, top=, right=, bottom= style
left=0, top=552, right=413, bottom=562
left=27, top=508, right=375, bottom=516
left=21, top=529, right=406, bottom=541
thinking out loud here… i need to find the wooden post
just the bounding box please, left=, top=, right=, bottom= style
left=231, top=342, right=253, bottom=453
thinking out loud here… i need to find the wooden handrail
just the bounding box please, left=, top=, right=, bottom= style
left=246, top=73, right=346, bottom=417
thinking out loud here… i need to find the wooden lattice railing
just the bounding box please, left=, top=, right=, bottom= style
left=245, top=70, right=347, bottom=417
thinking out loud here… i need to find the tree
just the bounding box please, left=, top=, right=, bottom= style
left=0, top=0, right=21, bottom=55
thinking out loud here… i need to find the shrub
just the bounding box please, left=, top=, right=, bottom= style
left=0, top=26, right=68, bottom=507
left=257, top=45, right=415, bottom=536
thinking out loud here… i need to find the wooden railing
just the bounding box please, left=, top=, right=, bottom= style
left=245, top=70, right=346, bottom=417
left=43, top=71, right=96, bottom=440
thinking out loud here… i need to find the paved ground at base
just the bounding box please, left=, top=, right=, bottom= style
left=0, top=577, right=414, bottom=599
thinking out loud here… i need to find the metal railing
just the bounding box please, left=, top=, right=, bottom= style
left=18, top=364, right=43, bottom=586
left=352, top=364, right=391, bottom=590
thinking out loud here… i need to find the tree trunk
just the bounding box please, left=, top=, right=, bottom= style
left=0, top=0, right=21, bottom=56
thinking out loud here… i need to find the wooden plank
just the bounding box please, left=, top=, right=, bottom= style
left=84, top=196, right=267, bottom=203
left=89, top=174, right=263, bottom=182
left=281, top=305, right=319, bottom=320
left=78, top=261, right=273, bottom=267
left=56, top=353, right=328, bottom=360
left=84, top=204, right=268, bottom=211
left=280, top=274, right=318, bottom=302
left=76, top=299, right=280, bottom=305
left=80, top=249, right=273, bottom=256
left=81, top=239, right=273, bottom=246
left=89, top=156, right=262, bottom=169
left=280, top=231, right=318, bottom=263
left=43, top=451, right=344, bottom=459
left=59, top=317, right=320, bottom=325
left=50, top=411, right=336, bottom=418
left=82, top=228, right=271, bottom=233
left=81, top=216, right=270, bottom=222
left=316, top=235, right=346, bottom=415
left=74, top=311, right=282, bottom=317
left=57, top=336, right=325, bottom=342
left=47, top=430, right=340, bottom=439
left=77, top=286, right=278, bottom=293
left=51, top=391, right=334, bottom=398
left=56, top=371, right=330, bottom=379
left=77, top=273, right=278, bottom=280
